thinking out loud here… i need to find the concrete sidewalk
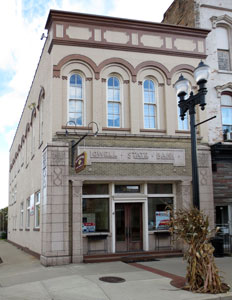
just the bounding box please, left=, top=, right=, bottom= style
left=0, top=240, right=231, bottom=300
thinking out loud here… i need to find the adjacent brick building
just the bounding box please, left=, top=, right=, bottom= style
left=163, top=0, right=232, bottom=235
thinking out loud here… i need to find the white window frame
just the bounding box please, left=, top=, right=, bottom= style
left=20, top=202, right=24, bottom=229
left=221, top=93, right=232, bottom=135
left=143, top=78, right=158, bottom=129
left=39, top=102, right=43, bottom=146
left=31, top=121, right=35, bottom=158
left=68, top=73, right=85, bottom=126
left=26, top=198, right=30, bottom=228
left=35, top=191, right=40, bottom=228
left=107, top=75, right=123, bottom=128
left=216, top=25, right=231, bottom=71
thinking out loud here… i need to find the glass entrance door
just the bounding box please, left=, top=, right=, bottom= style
left=115, top=203, right=143, bottom=252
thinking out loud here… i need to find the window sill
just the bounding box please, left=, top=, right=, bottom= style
left=83, top=232, right=111, bottom=237
left=102, top=127, right=130, bottom=131
left=25, top=228, right=30, bottom=231
left=19, top=228, right=23, bottom=231
left=140, top=129, right=166, bottom=133
left=33, top=228, right=40, bottom=231
left=149, top=230, right=170, bottom=234
left=175, top=130, right=190, bottom=134
left=62, top=125, right=92, bottom=130
left=218, top=70, right=232, bottom=75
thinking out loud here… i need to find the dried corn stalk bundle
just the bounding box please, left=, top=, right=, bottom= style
left=169, top=207, right=230, bottom=293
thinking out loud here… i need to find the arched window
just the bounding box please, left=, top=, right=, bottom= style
left=221, top=93, right=232, bottom=137
left=68, top=74, right=84, bottom=126
left=107, top=76, right=121, bottom=127
left=143, top=79, right=156, bottom=128
left=216, top=27, right=230, bottom=71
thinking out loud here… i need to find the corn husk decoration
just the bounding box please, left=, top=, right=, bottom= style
left=169, top=207, right=230, bottom=293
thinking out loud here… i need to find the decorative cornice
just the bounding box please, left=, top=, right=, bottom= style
left=53, top=55, right=196, bottom=87
left=49, top=39, right=207, bottom=61
left=37, top=86, right=45, bottom=110
left=45, top=9, right=210, bottom=38
left=53, top=54, right=99, bottom=79
left=215, top=82, right=232, bottom=97
left=210, top=14, right=232, bottom=29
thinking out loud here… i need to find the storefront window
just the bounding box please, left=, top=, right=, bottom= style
left=148, top=183, right=172, bottom=194
left=148, top=197, right=173, bottom=231
left=83, top=184, right=108, bottom=195
left=82, top=198, right=109, bottom=233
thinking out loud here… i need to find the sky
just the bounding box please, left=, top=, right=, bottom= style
left=0, top=0, right=174, bottom=209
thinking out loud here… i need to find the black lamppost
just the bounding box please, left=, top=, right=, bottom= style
left=65, top=121, right=99, bottom=167
left=174, top=61, right=210, bottom=209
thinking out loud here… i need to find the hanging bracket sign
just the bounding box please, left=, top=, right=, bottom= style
left=75, top=152, right=87, bottom=173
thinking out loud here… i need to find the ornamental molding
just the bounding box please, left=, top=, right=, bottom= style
left=210, top=14, right=232, bottom=28
left=215, top=82, right=232, bottom=97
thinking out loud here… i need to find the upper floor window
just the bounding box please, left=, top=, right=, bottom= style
left=35, top=191, right=40, bottom=228
left=216, top=27, right=230, bottom=71
left=107, top=76, right=121, bottom=127
left=20, top=202, right=24, bottom=229
left=143, top=79, right=156, bottom=128
left=221, top=94, right=232, bottom=138
left=69, top=74, right=84, bottom=126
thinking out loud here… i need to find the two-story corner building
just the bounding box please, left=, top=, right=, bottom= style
left=163, top=0, right=232, bottom=242
left=8, top=9, right=213, bottom=266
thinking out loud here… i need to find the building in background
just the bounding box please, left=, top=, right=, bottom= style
left=163, top=0, right=232, bottom=237
left=8, top=10, right=212, bottom=265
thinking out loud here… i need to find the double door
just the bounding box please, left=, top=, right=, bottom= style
left=115, top=203, right=143, bottom=252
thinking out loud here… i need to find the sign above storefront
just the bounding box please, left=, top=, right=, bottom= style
left=79, top=146, right=185, bottom=166
left=75, top=152, right=87, bottom=173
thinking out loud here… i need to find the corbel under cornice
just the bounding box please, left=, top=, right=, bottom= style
left=210, top=14, right=232, bottom=28
left=215, top=82, right=232, bottom=97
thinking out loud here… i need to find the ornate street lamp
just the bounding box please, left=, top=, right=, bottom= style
left=174, top=61, right=210, bottom=209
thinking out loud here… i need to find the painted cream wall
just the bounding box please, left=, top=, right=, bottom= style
left=8, top=10, right=211, bottom=258
left=8, top=38, right=53, bottom=254
left=51, top=45, right=204, bottom=139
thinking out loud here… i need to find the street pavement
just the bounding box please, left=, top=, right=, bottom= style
left=0, top=240, right=231, bottom=300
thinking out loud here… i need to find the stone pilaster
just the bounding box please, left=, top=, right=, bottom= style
left=72, top=179, right=83, bottom=263
left=176, top=180, right=192, bottom=210
left=198, top=145, right=215, bottom=229
left=40, top=142, right=70, bottom=266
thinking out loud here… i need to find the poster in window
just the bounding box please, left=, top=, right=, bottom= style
left=156, top=211, right=170, bottom=230
left=82, top=222, right=96, bottom=233
left=82, top=213, right=96, bottom=233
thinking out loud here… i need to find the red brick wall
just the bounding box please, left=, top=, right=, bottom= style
left=213, top=161, right=232, bottom=204
left=162, top=0, right=196, bottom=27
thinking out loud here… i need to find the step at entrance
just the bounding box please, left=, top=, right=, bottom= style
left=83, top=250, right=183, bottom=263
